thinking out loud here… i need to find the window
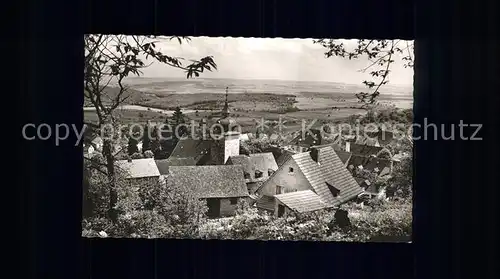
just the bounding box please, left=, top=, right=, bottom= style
left=289, top=167, right=294, bottom=173
left=230, top=198, right=238, bottom=205
left=243, top=172, right=250, bottom=179
left=285, top=188, right=297, bottom=193
left=276, top=185, right=284, bottom=195
left=326, top=182, right=340, bottom=197
left=278, top=204, right=285, bottom=217
left=268, top=169, right=275, bottom=177
left=255, top=170, right=263, bottom=178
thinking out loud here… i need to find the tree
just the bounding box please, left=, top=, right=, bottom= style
left=84, top=34, right=217, bottom=221
left=170, top=107, right=187, bottom=137
left=313, top=39, right=414, bottom=108
left=127, top=136, right=139, bottom=155
left=142, top=124, right=151, bottom=153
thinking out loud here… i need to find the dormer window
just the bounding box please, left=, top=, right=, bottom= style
left=326, top=182, right=340, bottom=197
left=268, top=169, right=275, bottom=176
left=244, top=172, right=251, bottom=179
left=255, top=170, right=263, bottom=178
left=374, top=167, right=380, bottom=173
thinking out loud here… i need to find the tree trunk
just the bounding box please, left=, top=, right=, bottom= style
left=103, top=139, right=118, bottom=222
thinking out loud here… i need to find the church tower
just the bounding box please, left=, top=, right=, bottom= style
left=210, top=86, right=240, bottom=165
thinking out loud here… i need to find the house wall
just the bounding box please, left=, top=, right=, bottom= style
left=217, top=197, right=250, bottom=217
left=259, top=159, right=311, bottom=197
left=274, top=199, right=293, bottom=217
left=224, top=134, right=240, bottom=164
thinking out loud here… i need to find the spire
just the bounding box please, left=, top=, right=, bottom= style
left=222, top=86, right=229, bottom=117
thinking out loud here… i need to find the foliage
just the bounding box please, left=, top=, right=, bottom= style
left=196, top=196, right=411, bottom=242
left=84, top=35, right=217, bottom=220
left=130, top=152, right=143, bottom=159
left=313, top=39, right=414, bottom=108
left=142, top=124, right=151, bottom=153
left=127, top=136, right=139, bottom=155
left=387, top=155, right=412, bottom=198
left=144, top=150, right=154, bottom=158
left=83, top=164, right=208, bottom=238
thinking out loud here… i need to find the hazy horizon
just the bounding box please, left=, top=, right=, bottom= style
left=129, top=37, right=414, bottom=86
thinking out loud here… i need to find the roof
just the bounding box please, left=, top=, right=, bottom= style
left=288, top=129, right=322, bottom=147
left=240, top=133, right=250, bottom=141
left=334, top=150, right=352, bottom=165
left=169, top=139, right=212, bottom=165
left=349, top=143, right=384, bottom=156
left=256, top=195, right=275, bottom=211
left=276, top=150, right=297, bottom=167
left=227, top=153, right=279, bottom=182
left=289, top=146, right=364, bottom=206
left=249, top=153, right=278, bottom=172
left=115, top=158, right=161, bottom=179
left=347, top=155, right=392, bottom=176
left=167, top=165, right=249, bottom=198
left=155, top=159, right=170, bottom=175
left=275, top=190, right=330, bottom=213
left=366, top=130, right=394, bottom=145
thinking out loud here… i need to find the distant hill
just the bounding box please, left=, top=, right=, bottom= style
left=120, top=77, right=413, bottom=96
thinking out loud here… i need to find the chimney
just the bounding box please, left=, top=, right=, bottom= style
left=345, top=141, right=350, bottom=152
left=310, top=147, right=319, bottom=163
left=127, top=156, right=132, bottom=163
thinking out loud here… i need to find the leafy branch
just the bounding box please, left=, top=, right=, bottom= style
left=313, top=39, right=414, bottom=109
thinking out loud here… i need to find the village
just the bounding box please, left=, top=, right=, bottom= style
left=82, top=86, right=413, bottom=241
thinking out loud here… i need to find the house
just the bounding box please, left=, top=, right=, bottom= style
left=226, top=152, right=279, bottom=194
left=274, top=190, right=331, bottom=217
left=276, top=150, right=297, bottom=167
left=240, top=133, right=250, bottom=142
left=83, top=135, right=103, bottom=157
left=167, top=139, right=213, bottom=166
left=167, top=86, right=241, bottom=166
left=346, top=142, right=384, bottom=156
left=115, top=158, right=161, bottom=185
left=365, top=128, right=395, bottom=146
left=286, top=128, right=323, bottom=153
left=334, top=150, right=352, bottom=166
left=347, top=154, right=392, bottom=177
left=255, top=146, right=364, bottom=216
left=354, top=177, right=379, bottom=198
left=166, top=165, right=250, bottom=218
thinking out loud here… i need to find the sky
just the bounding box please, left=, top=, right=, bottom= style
left=137, top=36, right=414, bottom=86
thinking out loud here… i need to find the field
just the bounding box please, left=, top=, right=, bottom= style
left=85, top=77, right=413, bottom=134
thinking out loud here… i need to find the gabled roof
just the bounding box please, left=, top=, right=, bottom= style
left=115, top=158, right=161, bottom=179
left=227, top=155, right=254, bottom=175
left=167, top=165, right=249, bottom=199
left=275, top=190, right=330, bottom=213
left=349, top=143, right=384, bottom=157
left=169, top=138, right=212, bottom=165
left=249, top=153, right=278, bottom=172
left=276, top=150, right=297, bottom=167
left=227, top=153, right=279, bottom=182
left=288, top=129, right=322, bottom=147
left=290, top=146, right=364, bottom=206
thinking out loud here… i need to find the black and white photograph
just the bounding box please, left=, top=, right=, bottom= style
left=82, top=35, right=414, bottom=241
